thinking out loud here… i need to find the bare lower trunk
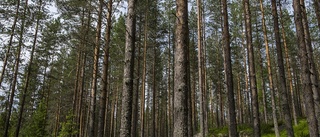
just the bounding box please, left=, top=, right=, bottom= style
left=222, top=0, right=237, bottom=136
left=279, top=3, right=298, bottom=126
left=173, top=0, right=189, bottom=136
left=119, top=0, right=136, bottom=136
left=293, top=0, right=319, bottom=136
left=89, top=1, right=103, bottom=136
left=243, top=0, right=260, bottom=136
left=300, top=0, right=320, bottom=131
left=97, top=0, right=112, bottom=136
left=271, top=0, right=294, bottom=136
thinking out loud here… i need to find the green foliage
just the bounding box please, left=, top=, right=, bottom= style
left=58, top=111, right=77, bottom=137
left=0, top=112, right=6, bottom=136
left=238, top=124, right=253, bottom=134
left=278, top=119, right=309, bottom=137
left=260, top=123, right=276, bottom=135
left=210, top=119, right=309, bottom=137
left=22, top=100, right=48, bottom=137
left=210, top=126, right=229, bottom=136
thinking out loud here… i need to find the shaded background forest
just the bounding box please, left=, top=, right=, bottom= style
left=0, top=0, right=320, bottom=136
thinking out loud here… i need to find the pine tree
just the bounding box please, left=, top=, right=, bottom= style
left=243, top=0, right=260, bottom=136
left=173, top=0, right=189, bottom=136
left=119, top=0, right=136, bottom=136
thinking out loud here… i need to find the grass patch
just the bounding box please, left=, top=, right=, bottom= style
left=209, top=119, right=309, bottom=137
left=279, top=119, right=309, bottom=137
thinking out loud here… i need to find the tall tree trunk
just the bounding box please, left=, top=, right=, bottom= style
left=293, top=0, right=319, bottom=136
left=222, top=0, right=237, bottom=136
left=243, top=0, right=260, bottom=136
left=79, top=7, right=91, bottom=136
left=140, top=4, right=148, bottom=136
left=73, top=9, right=87, bottom=131
left=237, top=76, right=243, bottom=124
left=167, top=13, right=172, bottom=137
left=119, top=0, right=136, bottom=136
left=258, top=46, right=268, bottom=124
left=186, top=27, right=193, bottom=137
left=191, top=42, right=197, bottom=134
left=278, top=2, right=298, bottom=126
left=197, top=0, right=206, bottom=136
left=4, top=0, right=28, bottom=136
left=173, top=0, right=189, bottom=136
left=300, top=0, right=320, bottom=130
left=98, top=0, right=112, bottom=136
left=201, top=9, right=208, bottom=136
left=271, top=0, right=294, bottom=136
left=131, top=14, right=141, bottom=137
left=15, top=0, right=42, bottom=136
left=218, top=80, right=224, bottom=127
left=0, top=0, right=20, bottom=88
left=241, top=23, right=251, bottom=124
left=109, top=86, right=117, bottom=137
left=89, top=1, right=103, bottom=136
left=79, top=53, right=87, bottom=137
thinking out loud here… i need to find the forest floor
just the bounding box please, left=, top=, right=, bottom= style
left=209, top=118, right=309, bottom=137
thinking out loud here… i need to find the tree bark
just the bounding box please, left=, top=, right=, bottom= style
left=300, top=0, right=320, bottom=130
left=4, top=0, right=28, bottom=136
left=243, top=0, right=260, bottom=136
left=222, top=0, right=237, bottom=136
left=197, top=0, right=207, bottom=136
left=167, top=12, right=172, bottom=137
left=293, top=0, right=319, bottom=136
left=131, top=12, right=141, bottom=137
left=278, top=2, right=298, bottom=126
left=0, top=0, right=20, bottom=89
left=140, top=3, right=148, bottom=136
left=15, top=0, right=42, bottom=136
left=173, top=0, right=189, bottom=136
left=89, top=1, right=103, bottom=136
left=119, top=0, right=136, bottom=136
left=271, top=0, right=294, bottom=136
left=97, top=0, right=112, bottom=136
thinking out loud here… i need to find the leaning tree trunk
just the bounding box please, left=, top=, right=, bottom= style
left=293, top=0, right=319, bottom=136
left=119, top=0, right=136, bottom=136
left=15, top=0, right=42, bottom=136
left=243, top=0, right=260, bottom=136
left=0, top=0, right=20, bottom=88
left=4, top=0, right=28, bottom=136
left=173, top=0, right=189, bottom=136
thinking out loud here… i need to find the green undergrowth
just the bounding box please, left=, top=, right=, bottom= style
left=209, top=118, right=309, bottom=137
